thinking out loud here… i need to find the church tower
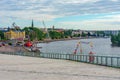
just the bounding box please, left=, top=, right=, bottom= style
left=31, top=19, right=34, bottom=29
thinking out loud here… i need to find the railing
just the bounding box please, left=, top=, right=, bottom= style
left=0, top=52, right=120, bottom=68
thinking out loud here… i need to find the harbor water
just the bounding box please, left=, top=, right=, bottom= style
left=38, top=38, right=120, bottom=57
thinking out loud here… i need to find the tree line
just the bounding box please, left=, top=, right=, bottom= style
left=23, top=27, right=92, bottom=41
left=23, top=27, right=74, bottom=41
left=0, top=26, right=106, bottom=41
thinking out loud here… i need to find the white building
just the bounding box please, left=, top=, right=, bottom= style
left=104, top=30, right=119, bottom=35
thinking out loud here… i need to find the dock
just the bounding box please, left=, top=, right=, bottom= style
left=0, top=54, right=120, bottom=80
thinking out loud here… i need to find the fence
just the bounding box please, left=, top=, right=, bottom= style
left=0, top=52, right=120, bottom=68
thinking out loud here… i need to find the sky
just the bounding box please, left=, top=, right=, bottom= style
left=0, top=0, right=120, bottom=30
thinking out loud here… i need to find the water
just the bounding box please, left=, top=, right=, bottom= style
left=38, top=38, right=120, bottom=56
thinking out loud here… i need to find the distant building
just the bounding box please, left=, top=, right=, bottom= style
left=46, top=26, right=64, bottom=33
left=3, top=26, right=25, bottom=40
left=0, top=28, right=8, bottom=32
left=54, top=28, right=64, bottom=33
left=3, top=22, right=26, bottom=40
left=72, top=30, right=83, bottom=36
left=4, top=28, right=25, bottom=40
left=104, top=30, right=119, bottom=35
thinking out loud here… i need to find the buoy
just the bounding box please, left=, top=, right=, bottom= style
left=89, top=51, right=94, bottom=62
left=24, top=41, right=32, bottom=47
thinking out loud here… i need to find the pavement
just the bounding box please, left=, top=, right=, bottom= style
left=0, top=54, right=120, bottom=80
left=0, top=45, right=27, bottom=53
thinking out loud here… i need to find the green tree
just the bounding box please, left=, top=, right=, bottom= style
left=23, top=27, right=44, bottom=41
left=49, top=31, right=63, bottom=39
left=111, top=35, right=116, bottom=44
left=64, top=30, right=72, bottom=37
left=117, top=33, right=120, bottom=45
left=33, top=27, right=44, bottom=40
left=81, top=32, right=87, bottom=37
left=0, top=31, right=5, bottom=40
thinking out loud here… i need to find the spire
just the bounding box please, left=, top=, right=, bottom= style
left=31, top=19, right=34, bottom=28
left=52, top=25, right=55, bottom=30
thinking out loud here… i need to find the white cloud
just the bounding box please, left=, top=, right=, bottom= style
left=57, top=0, right=100, bottom=4
left=0, top=0, right=120, bottom=20
left=110, top=0, right=118, bottom=2
left=0, top=0, right=120, bottom=30
left=59, top=14, right=120, bottom=30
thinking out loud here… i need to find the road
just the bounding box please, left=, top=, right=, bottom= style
left=0, top=54, right=119, bottom=80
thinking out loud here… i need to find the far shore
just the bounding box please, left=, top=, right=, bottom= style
left=38, top=36, right=108, bottom=43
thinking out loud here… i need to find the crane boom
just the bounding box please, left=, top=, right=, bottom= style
left=42, top=21, right=50, bottom=39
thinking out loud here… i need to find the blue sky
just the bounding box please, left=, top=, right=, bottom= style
left=0, top=0, right=120, bottom=30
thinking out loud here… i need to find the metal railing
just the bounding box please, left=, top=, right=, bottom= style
left=0, top=52, right=120, bottom=68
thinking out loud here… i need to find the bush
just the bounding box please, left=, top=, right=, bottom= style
left=8, top=42, right=12, bottom=45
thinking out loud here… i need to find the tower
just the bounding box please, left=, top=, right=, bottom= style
left=52, top=25, right=55, bottom=31
left=31, top=19, right=34, bottom=29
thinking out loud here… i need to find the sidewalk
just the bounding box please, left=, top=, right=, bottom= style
left=0, top=54, right=119, bottom=80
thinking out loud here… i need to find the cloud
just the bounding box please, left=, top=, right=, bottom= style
left=110, top=0, right=118, bottom=2
left=58, top=13, right=120, bottom=30
left=0, top=0, right=120, bottom=29
left=0, top=0, right=120, bottom=20
left=56, top=0, right=100, bottom=4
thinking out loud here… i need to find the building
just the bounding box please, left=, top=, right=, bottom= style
left=104, top=30, right=119, bottom=35
left=4, top=29, right=25, bottom=40
left=72, top=30, right=83, bottom=36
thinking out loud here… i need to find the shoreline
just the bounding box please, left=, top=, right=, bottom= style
left=39, top=37, right=109, bottom=43
left=0, top=37, right=109, bottom=53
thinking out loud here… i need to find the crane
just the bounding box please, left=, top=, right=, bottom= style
left=42, top=21, right=51, bottom=40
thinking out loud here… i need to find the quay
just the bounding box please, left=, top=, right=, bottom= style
left=0, top=53, right=120, bottom=80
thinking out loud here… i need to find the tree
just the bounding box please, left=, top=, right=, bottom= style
left=81, top=32, right=87, bottom=37
left=111, top=34, right=120, bottom=46
left=0, top=31, right=5, bottom=40
left=117, top=33, right=120, bottom=45
left=88, top=32, right=91, bottom=37
left=33, top=27, right=44, bottom=40
left=111, top=35, right=117, bottom=44
left=49, top=31, right=63, bottom=39
left=64, top=30, right=72, bottom=37
left=23, top=27, right=44, bottom=41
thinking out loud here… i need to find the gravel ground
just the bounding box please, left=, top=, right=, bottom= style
left=0, top=54, right=119, bottom=80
